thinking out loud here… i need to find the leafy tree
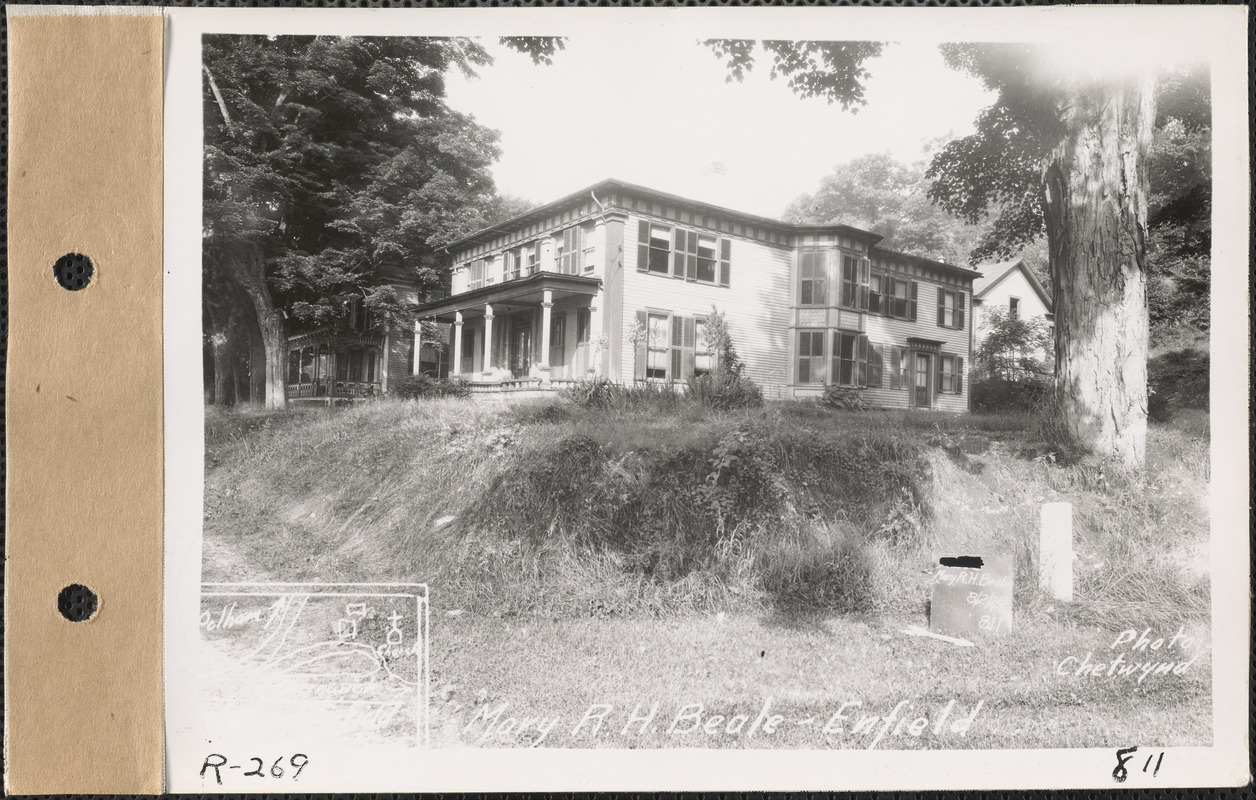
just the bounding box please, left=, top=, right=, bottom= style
left=783, top=151, right=990, bottom=266
left=709, top=40, right=1206, bottom=466
left=203, top=35, right=556, bottom=406
left=974, top=306, right=1053, bottom=382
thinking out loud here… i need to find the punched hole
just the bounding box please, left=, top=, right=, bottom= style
left=53, top=253, right=94, bottom=291
left=58, top=583, right=99, bottom=622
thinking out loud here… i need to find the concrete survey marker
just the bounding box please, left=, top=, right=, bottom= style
left=199, top=583, right=429, bottom=746
left=929, top=555, right=1013, bottom=639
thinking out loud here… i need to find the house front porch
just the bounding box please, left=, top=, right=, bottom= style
left=415, top=271, right=605, bottom=389
left=285, top=329, right=384, bottom=405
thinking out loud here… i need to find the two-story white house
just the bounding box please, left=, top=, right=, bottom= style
left=971, top=257, right=1054, bottom=377
left=413, top=179, right=980, bottom=411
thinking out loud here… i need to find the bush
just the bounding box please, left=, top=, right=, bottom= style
left=391, top=374, right=470, bottom=400
left=685, top=372, right=764, bottom=410
left=969, top=376, right=1049, bottom=413
left=819, top=386, right=868, bottom=411
left=1147, top=348, right=1209, bottom=422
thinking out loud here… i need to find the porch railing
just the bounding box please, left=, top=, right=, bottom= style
left=287, top=380, right=382, bottom=399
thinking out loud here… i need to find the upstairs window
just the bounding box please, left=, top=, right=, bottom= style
left=840, top=255, right=870, bottom=310
left=525, top=242, right=540, bottom=276
left=558, top=226, right=585, bottom=275
left=883, top=274, right=918, bottom=321
left=937, top=288, right=966, bottom=329
left=868, top=273, right=884, bottom=315
left=798, top=250, right=828, bottom=306
left=1009, top=296, right=1021, bottom=318
left=640, top=222, right=672, bottom=274
left=468, top=259, right=485, bottom=290
left=637, top=220, right=730, bottom=286
left=582, top=225, right=596, bottom=272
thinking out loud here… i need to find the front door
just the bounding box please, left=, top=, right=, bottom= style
left=913, top=352, right=932, bottom=408
left=510, top=316, right=533, bottom=378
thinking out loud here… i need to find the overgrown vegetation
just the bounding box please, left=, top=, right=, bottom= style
left=204, top=398, right=1209, bottom=632
left=392, top=374, right=470, bottom=400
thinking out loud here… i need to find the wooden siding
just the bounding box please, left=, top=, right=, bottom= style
left=619, top=213, right=793, bottom=398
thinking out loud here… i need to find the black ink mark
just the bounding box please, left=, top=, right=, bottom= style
left=1113, top=746, right=1138, bottom=782
left=200, top=754, right=227, bottom=785
left=242, top=757, right=265, bottom=777
left=940, top=555, right=984, bottom=569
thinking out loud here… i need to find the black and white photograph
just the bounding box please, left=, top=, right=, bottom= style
left=161, top=6, right=1249, bottom=792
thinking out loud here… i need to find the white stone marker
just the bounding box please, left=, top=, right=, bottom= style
left=1039, top=501, right=1074, bottom=602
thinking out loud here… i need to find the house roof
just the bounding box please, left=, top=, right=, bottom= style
left=448, top=178, right=882, bottom=252
left=449, top=178, right=981, bottom=280
left=973, top=257, right=1052, bottom=311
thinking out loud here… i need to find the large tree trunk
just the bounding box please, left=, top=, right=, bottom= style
left=1042, top=75, right=1156, bottom=468
left=222, top=245, right=287, bottom=409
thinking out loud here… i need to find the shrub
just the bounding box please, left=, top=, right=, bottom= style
left=685, top=372, right=764, bottom=410
left=819, top=386, right=868, bottom=411
left=1147, top=348, right=1209, bottom=422
left=560, top=376, right=620, bottom=409
left=392, top=374, right=470, bottom=400
left=969, top=376, right=1049, bottom=413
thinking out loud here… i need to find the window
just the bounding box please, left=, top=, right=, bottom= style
left=938, top=354, right=965, bottom=394
left=646, top=312, right=670, bottom=379
left=882, top=275, right=917, bottom=320
left=696, top=234, right=718, bottom=283
left=937, top=288, right=965, bottom=329
left=558, top=226, right=584, bottom=275
left=483, top=256, right=496, bottom=286
left=640, top=222, right=672, bottom=274
left=1009, top=296, right=1020, bottom=318
left=634, top=311, right=701, bottom=382
left=797, top=330, right=826, bottom=384
left=467, top=259, right=485, bottom=290
left=637, top=220, right=730, bottom=285
left=504, top=249, right=518, bottom=282
left=868, top=272, right=884, bottom=315
left=550, top=314, right=566, bottom=364
left=798, top=250, right=827, bottom=306
left=694, top=319, right=712, bottom=376
left=576, top=308, right=591, bottom=344
left=888, top=346, right=910, bottom=389
left=831, top=331, right=869, bottom=387
left=839, top=255, right=870, bottom=310
left=526, top=243, right=540, bottom=276
left=582, top=225, right=596, bottom=272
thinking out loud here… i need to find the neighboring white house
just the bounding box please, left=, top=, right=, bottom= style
left=971, top=257, right=1054, bottom=374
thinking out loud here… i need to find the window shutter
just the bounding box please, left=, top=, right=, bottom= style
left=859, top=260, right=871, bottom=311
left=937, top=287, right=946, bottom=326
left=856, top=335, right=869, bottom=387
left=909, top=282, right=918, bottom=322
left=870, top=343, right=883, bottom=388
left=689, top=231, right=701, bottom=282
left=956, top=356, right=964, bottom=393
left=682, top=316, right=697, bottom=379
left=936, top=355, right=944, bottom=394
left=670, top=315, right=685, bottom=379
left=634, top=310, right=648, bottom=380
left=956, top=293, right=966, bottom=330
left=889, top=346, right=901, bottom=389
left=534, top=240, right=544, bottom=274
left=637, top=221, right=650, bottom=272
left=672, top=228, right=686, bottom=278
left=718, top=238, right=731, bottom=287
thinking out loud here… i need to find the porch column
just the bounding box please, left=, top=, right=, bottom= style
left=482, top=304, right=494, bottom=373
left=412, top=318, right=422, bottom=375
left=452, top=312, right=464, bottom=376
left=589, top=289, right=604, bottom=377
left=539, top=289, right=553, bottom=384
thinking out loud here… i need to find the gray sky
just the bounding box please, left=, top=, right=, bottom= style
left=445, top=36, right=995, bottom=219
